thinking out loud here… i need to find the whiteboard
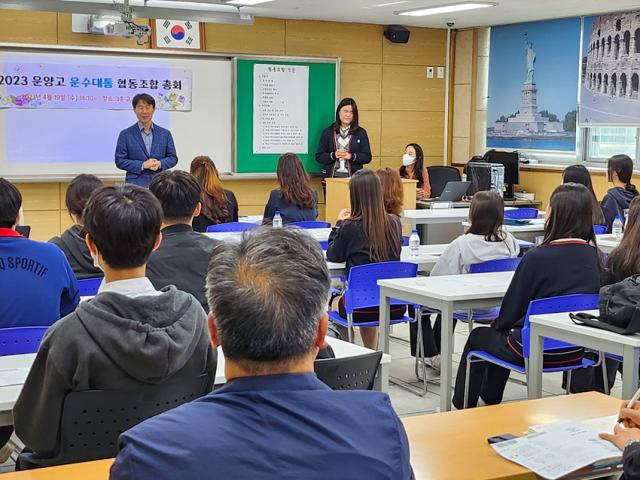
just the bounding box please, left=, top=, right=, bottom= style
left=0, top=47, right=231, bottom=181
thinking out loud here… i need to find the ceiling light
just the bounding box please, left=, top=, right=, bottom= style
left=396, top=2, right=496, bottom=16
left=226, top=0, right=274, bottom=5
left=376, top=1, right=409, bottom=7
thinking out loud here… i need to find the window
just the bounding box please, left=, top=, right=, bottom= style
left=586, top=127, right=638, bottom=164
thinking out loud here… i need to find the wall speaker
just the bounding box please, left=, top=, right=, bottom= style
left=384, top=25, right=410, bottom=44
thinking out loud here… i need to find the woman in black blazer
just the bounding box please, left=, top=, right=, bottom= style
left=316, top=98, right=372, bottom=182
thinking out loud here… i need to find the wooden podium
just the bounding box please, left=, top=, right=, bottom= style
left=324, top=177, right=417, bottom=225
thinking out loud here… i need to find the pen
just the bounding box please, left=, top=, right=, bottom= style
left=618, top=387, right=640, bottom=423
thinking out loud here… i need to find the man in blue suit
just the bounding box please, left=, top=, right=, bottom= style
left=115, top=93, right=178, bottom=188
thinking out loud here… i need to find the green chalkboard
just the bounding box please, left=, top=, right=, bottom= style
left=234, top=58, right=337, bottom=174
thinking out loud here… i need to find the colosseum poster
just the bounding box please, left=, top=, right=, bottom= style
left=581, top=12, right=640, bottom=124
left=487, top=18, right=580, bottom=152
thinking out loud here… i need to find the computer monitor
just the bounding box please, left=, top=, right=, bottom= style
left=483, top=150, right=519, bottom=199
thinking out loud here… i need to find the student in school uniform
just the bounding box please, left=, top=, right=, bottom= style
left=0, top=178, right=80, bottom=461
left=147, top=170, right=220, bottom=311
left=415, top=191, right=520, bottom=371
left=190, top=156, right=238, bottom=232
left=452, top=183, right=601, bottom=409
left=376, top=168, right=403, bottom=216
left=49, top=174, right=104, bottom=279
left=110, top=227, right=413, bottom=480
left=316, top=98, right=372, bottom=182
left=263, top=153, right=318, bottom=224
left=562, top=164, right=605, bottom=226
left=397, top=143, right=431, bottom=200
left=601, top=154, right=638, bottom=233
left=326, top=169, right=404, bottom=350
left=13, top=185, right=216, bottom=467
left=572, top=196, right=640, bottom=393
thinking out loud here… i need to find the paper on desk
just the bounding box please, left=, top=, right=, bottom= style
left=528, top=414, right=618, bottom=434
left=0, top=368, right=30, bottom=387
left=492, top=420, right=622, bottom=480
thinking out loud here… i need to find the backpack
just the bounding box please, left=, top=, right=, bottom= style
left=570, top=275, right=640, bottom=334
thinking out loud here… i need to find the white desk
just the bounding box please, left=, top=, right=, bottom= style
left=326, top=244, right=447, bottom=275
left=0, top=338, right=390, bottom=427
left=378, top=271, right=514, bottom=412
left=0, top=353, right=35, bottom=426
left=462, top=218, right=546, bottom=242
left=597, top=234, right=619, bottom=254
left=528, top=311, right=640, bottom=400
left=238, top=215, right=263, bottom=224
left=204, top=227, right=332, bottom=243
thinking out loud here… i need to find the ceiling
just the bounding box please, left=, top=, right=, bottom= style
left=192, top=0, right=640, bottom=28
left=5, top=0, right=640, bottom=28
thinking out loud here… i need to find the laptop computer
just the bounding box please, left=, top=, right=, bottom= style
left=437, top=181, right=471, bottom=202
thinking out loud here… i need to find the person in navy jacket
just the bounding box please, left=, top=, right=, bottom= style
left=316, top=97, right=372, bottom=182
left=114, top=93, right=178, bottom=188
left=110, top=227, right=413, bottom=480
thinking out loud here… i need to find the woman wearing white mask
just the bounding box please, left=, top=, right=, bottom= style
left=398, top=143, right=431, bottom=199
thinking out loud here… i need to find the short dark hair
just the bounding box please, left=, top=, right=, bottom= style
left=467, top=191, right=505, bottom=242
left=149, top=170, right=201, bottom=223
left=206, top=227, right=330, bottom=370
left=132, top=93, right=155, bottom=109
left=65, top=174, right=103, bottom=219
left=83, top=185, right=162, bottom=269
left=0, top=178, right=21, bottom=228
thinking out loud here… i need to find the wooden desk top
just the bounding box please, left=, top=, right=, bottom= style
left=0, top=459, right=113, bottom=479
left=402, top=392, right=620, bottom=480
left=1, top=393, right=619, bottom=480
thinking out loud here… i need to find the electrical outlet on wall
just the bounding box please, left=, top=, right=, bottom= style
left=426, top=66, right=434, bottom=79
left=437, top=66, right=445, bottom=78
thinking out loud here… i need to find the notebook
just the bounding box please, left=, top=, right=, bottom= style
left=492, top=415, right=622, bottom=480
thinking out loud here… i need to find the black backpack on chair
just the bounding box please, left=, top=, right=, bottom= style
left=571, top=275, right=640, bottom=334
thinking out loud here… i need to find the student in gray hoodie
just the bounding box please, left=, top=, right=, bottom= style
left=49, top=174, right=104, bottom=279
left=13, top=185, right=217, bottom=466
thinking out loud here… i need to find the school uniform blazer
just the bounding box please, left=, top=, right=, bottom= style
left=315, top=126, right=372, bottom=180
left=114, top=123, right=178, bottom=187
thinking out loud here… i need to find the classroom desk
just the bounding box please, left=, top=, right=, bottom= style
left=596, top=234, right=619, bottom=254
left=7, top=392, right=618, bottom=480
left=462, top=218, right=546, bottom=242
left=326, top=244, right=447, bottom=275
left=204, top=227, right=332, bottom=243
left=0, top=339, right=390, bottom=429
left=378, top=272, right=514, bottom=412
left=416, top=198, right=542, bottom=209
left=528, top=310, right=640, bottom=401
left=403, top=391, right=621, bottom=480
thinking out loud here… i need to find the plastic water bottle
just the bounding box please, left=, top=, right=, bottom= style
left=273, top=211, right=283, bottom=229
left=409, top=229, right=420, bottom=257
left=613, top=214, right=623, bottom=240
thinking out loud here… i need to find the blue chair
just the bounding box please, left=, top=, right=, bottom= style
left=0, top=327, right=48, bottom=355
left=453, top=257, right=522, bottom=331
left=289, top=221, right=331, bottom=229
left=593, top=225, right=607, bottom=235
left=328, top=261, right=426, bottom=395
left=205, top=222, right=256, bottom=233
left=504, top=208, right=538, bottom=220
left=463, top=294, right=600, bottom=408
left=77, top=277, right=102, bottom=297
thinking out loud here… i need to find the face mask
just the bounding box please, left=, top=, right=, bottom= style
left=402, top=154, right=416, bottom=166
left=91, top=252, right=103, bottom=272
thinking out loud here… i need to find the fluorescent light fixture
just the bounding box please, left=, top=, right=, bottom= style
left=226, top=0, right=274, bottom=5
left=375, top=1, right=409, bottom=7
left=396, top=2, right=496, bottom=16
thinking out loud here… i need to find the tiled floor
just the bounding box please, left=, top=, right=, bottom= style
left=368, top=322, right=624, bottom=418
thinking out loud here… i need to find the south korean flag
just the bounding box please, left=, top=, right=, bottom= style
left=155, top=20, right=201, bottom=49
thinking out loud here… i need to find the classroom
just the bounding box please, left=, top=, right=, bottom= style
left=1, top=0, right=640, bottom=478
